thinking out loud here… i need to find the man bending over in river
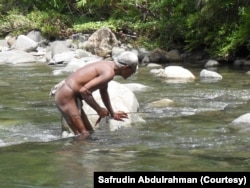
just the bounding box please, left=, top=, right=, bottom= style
left=50, top=51, right=139, bottom=140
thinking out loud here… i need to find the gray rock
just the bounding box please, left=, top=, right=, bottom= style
left=12, top=35, right=38, bottom=52
left=0, top=49, right=36, bottom=64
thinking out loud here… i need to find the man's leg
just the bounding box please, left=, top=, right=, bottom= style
left=76, top=97, right=94, bottom=132
left=55, top=86, right=91, bottom=139
left=61, top=111, right=82, bottom=135
left=59, top=101, right=90, bottom=137
left=80, top=108, right=94, bottom=132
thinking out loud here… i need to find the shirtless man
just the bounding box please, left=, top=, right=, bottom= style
left=51, top=51, right=138, bottom=139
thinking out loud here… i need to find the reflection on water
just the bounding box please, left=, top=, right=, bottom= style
left=0, top=63, right=250, bottom=187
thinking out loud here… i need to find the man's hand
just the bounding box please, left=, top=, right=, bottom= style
left=95, top=110, right=129, bottom=126
left=112, top=111, right=128, bottom=121
left=98, top=107, right=109, bottom=118
left=95, top=107, right=109, bottom=126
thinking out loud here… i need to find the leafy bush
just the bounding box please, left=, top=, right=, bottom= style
left=184, top=0, right=249, bottom=58
left=1, top=0, right=250, bottom=60
left=0, top=9, right=32, bottom=36
left=219, top=7, right=250, bottom=57
left=27, top=10, right=72, bottom=40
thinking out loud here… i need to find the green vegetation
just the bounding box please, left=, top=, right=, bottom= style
left=0, top=0, right=250, bottom=60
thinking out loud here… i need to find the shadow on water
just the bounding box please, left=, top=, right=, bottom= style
left=1, top=63, right=250, bottom=187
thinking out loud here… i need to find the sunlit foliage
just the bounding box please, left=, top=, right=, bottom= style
left=0, top=0, right=250, bottom=59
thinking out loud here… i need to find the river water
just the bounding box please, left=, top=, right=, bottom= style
left=0, top=62, right=250, bottom=187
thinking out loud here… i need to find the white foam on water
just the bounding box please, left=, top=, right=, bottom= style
left=0, top=139, right=7, bottom=147
left=0, top=124, right=61, bottom=147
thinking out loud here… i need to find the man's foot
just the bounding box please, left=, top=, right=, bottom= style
left=74, top=131, right=90, bottom=141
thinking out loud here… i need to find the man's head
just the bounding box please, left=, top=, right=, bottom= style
left=113, top=51, right=138, bottom=71
left=113, top=51, right=139, bottom=79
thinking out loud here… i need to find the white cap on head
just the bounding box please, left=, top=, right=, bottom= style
left=113, top=51, right=138, bottom=69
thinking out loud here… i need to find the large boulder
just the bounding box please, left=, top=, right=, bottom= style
left=0, top=39, right=10, bottom=52
left=200, top=69, right=223, bottom=80
left=150, top=65, right=196, bottom=82
left=87, top=81, right=145, bottom=131
left=12, top=35, right=38, bottom=52
left=26, top=29, right=45, bottom=43
left=48, top=40, right=74, bottom=64
left=230, top=113, right=250, bottom=132
left=143, top=48, right=182, bottom=64
left=84, top=27, right=119, bottom=57
left=0, top=49, right=36, bottom=64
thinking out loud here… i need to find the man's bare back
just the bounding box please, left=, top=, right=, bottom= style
left=66, top=61, right=115, bottom=93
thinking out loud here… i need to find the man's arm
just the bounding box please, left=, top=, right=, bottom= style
left=99, top=85, right=114, bottom=117
left=80, top=75, right=111, bottom=117
left=80, top=86, right=102, bottom=112
left=100, top=84, right=128, bottom=121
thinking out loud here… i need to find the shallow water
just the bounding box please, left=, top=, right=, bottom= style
left=0, top=62, right=250, bottom=187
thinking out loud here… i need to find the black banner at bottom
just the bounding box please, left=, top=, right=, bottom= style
left=94, top=172, right=249, bottom=187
